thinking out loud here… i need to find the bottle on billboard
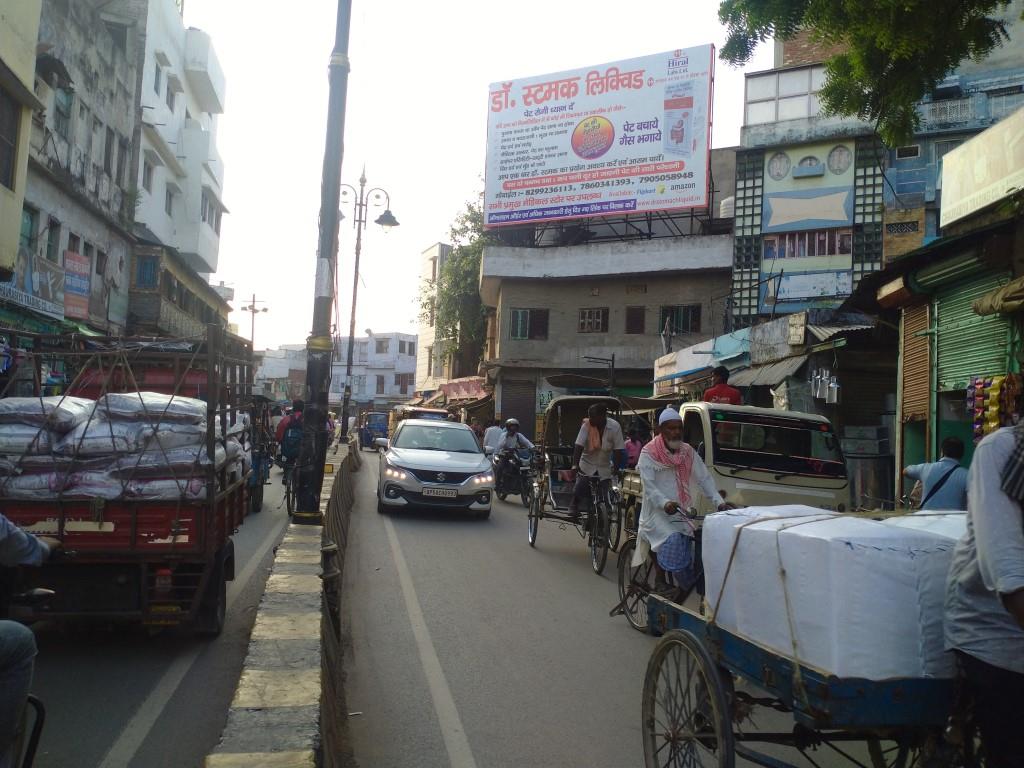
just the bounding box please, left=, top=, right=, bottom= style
left=664, top=81, right=694, bottom=157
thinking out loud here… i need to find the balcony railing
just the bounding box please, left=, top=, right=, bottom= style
left=919, top=97, right=974, bottom=125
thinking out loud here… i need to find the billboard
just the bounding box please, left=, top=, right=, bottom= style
left=485, top=45, right=715, bottom=228
left=0, top=246, right=65, bottom=320
left=63, top=250, right=91, bottom=320
left=941, top=105, right=1024, bottom=228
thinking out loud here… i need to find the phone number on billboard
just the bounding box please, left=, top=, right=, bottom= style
left=523, top=185, right=574, bottom=195
left=637, top=172, right=694, bottom=183
left=579, top=178, right=634, bottom=190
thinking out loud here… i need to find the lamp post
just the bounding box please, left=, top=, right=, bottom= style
left=241, top=294, right=268, bottom=345
left=338, top=169, right=399, bottom=439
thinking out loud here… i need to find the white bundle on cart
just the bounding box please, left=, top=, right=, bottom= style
left=703, top=506, right=961, bottom=680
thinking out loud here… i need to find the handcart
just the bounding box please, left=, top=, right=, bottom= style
left=641, top=593, right=980, bottom=768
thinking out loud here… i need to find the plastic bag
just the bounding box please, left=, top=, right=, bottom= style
left=110, top=444, right=226, bottom=479
left=55, top=419, right=148, bottom=456
left=0, top=472, right=72, bottom=498
left=0, top=424, right=54, bottom=455
left=95, top=392, right=207, bottom=424
left=0, top=396, right=94, bottom=432
left=137, top=423, right=208, bottom=452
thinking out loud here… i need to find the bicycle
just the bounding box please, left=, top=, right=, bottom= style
left=276, top=456, right=296, bottom=515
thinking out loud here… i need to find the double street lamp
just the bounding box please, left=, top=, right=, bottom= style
left=240, top=294, right=269, bottom=346
left=338, top=169, right=399, bottom=437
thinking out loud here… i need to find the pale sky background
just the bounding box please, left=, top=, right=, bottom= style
left=182, top=1, right=775, bottom=351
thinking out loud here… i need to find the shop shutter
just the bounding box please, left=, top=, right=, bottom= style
left=935, top=272, right=1011, bottom=392
left=500, top=379, right=537, bottom=440
left=901, top=304, right=929, bottom=421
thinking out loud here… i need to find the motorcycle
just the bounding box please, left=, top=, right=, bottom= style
left=492, top=448, right=535, bottom=508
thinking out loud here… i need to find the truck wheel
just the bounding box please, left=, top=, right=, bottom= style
left=196, top=557, right=227, bottom=637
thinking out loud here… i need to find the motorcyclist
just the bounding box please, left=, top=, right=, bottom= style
left=636, top=408, right=731, bottom=596
left=1, top=515, right=58, bottom=768
left=494, top=419, right=533, bottom=490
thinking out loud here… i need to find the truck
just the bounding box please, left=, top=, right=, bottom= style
left=0, top=325, right=253, bottom=636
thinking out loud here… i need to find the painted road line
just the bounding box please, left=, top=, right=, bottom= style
left=383, top=515, right=480, bottom=768
left=97, top=514, right=289, bottom=768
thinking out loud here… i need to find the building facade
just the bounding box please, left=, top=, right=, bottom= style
left=0, top=1, right=42, bottom=282
left=332, top=332, right=417, bottom=414
left=415, top=242, right=451, bottom=395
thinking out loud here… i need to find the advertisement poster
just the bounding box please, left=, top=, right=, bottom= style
left=63, top=250, right=91, bottom=320
left=485, top=45, right=715, bottom=228
left=0, top=246, right=65, bottom=320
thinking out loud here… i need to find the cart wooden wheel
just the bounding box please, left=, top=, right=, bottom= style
left=528, top=492, right=541, bottom=547
left=590, top=501, right=609, bottom=575
left=617, top=539, right=656, bottom=632
left=642, top=630, right=735, bottom=768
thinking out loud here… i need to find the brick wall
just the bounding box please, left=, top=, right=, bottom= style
left=883, top=207, right=927, bottom=261
left=781, top=28, right=848, bottom=67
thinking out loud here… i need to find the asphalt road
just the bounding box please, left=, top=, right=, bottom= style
left=28, top=473, right=290, bottom=768
left=342, top=457, right=866, bottom=768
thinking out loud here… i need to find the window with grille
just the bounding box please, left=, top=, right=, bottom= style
left=763, top=228, right=852, bottom=259
left=660, top=305, right=701, bottom=334
left=54, top=88, right=72, bottom=140
left=625, top=306, right=645, bottom=334
left=375, top=338, right=389, bottom=354
left=510, top=308, right=549, bottom=340
left=0, top=87, right=19, bottom=190
left=135, top=255, right=159, bottom=288
left=45, top=218, right=61, bottom=263
left=376, top=375, right=385, bottom=395
left=578, top=308, right=609, bottom=333
left=142, top=160, right=153, bottom=192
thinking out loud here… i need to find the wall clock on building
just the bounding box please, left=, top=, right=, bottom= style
left=827, top=145, right=852, bottom=174
left=767, top=151, right=791, bottom=180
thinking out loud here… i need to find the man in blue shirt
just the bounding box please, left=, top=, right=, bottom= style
left=903, top=436, right=969, bottom=510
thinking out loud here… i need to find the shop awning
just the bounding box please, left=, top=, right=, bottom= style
left=974, top=275, right=1024, bottom=316
left=653, top=365, right=710, bottom=384
left=729, top=355, right=809, bottom=387
left=807, top=323, right=873, bottom=342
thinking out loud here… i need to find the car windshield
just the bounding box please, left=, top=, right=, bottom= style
left=710, top=411, right=846, bottom=478
left=393, top=424, right=481, bottom=453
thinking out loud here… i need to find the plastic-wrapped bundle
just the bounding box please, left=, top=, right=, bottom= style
left=137, top=423, right=208, bottom=452
left=52, top=472, right=206, bottom=500
left=95, top=392, right=207, bottom=424
left=55, top=419, right=149, bottom=456
left=110, top=444, right=226, bottom=479
left=0, top=472, right=73, bottom=498
left=0, top=454, right=109, bottom=474
left=0, top=424, right=54, bottom=455
left=0, top=396, right=94, bottom=432
left=0, top=457, right=18, bottom=476
left=126, top=477, right=207, bottom=501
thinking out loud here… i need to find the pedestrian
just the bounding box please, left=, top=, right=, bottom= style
left=483, top=419, right=503, bottom=453
left=903, top=436, right=969, bottom=510
left=944, top=424, right=1024, bottom=766
left=470, top=417, right=485, bottom=442
left=569, top=403, right=625, bottom=518
left=703, top=366, right=742, bottom=405
left=270, top=406, right=284, bottom=434
left=625, top=428, right=643, bottom=469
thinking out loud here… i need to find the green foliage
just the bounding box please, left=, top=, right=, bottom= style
left=419, top=196, right=490, bottom=360
left=718, top=0, right=1015, bottom=146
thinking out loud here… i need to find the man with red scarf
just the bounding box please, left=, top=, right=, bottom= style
left=637, top=408, right=730, bottom=592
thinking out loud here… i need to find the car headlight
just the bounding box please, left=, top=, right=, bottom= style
left=384, top=461, right=409, bottom=481
left=472, top=471, right=494, bottom=485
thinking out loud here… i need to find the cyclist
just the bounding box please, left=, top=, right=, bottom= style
left=275, top=399, right=305, bottom=482
left=569, top=403, right=625, bottom=519
left=1, top=514, right=58, bottom=768
left=636, top=408, right=730, bottom=594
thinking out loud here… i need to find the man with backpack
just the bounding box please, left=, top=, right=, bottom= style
left=276, top=400, right=305, bottom=474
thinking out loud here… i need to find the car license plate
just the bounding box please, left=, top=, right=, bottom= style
left=423, top=488, right=458, bottom=498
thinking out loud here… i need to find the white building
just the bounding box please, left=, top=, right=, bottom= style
left=331, top=332, right=417, bottom=413
left=127, top=0, right=227, bottom=276
left=415, top=242, right=451, bottom=395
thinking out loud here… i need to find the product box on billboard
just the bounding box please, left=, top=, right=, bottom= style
left=703, top=506, right=959, bottom=680
left=843, top=425, right=889, bottom=440
left=841, top=437, right=890, bottom=455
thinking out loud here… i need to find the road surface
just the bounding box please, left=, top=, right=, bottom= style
left=28, top=475, right=290, bottom=768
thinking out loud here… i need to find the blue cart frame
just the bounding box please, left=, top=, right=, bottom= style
left=642, top=594, right=978, bottom=768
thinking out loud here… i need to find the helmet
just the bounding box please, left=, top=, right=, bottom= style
left=505, top=418, right=519, bottom=428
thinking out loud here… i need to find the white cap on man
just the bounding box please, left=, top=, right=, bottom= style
left=658, top=408, right=682, bottom=425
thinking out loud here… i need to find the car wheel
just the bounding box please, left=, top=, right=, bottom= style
left=377, top=488, right=386, bottom=514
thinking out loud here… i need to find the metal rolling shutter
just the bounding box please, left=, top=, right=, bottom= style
left=500, top=379, right=537, bottom=440
left=901, top=304, right=929, bottom=421
left=935, top=273, right=1011, bottom=392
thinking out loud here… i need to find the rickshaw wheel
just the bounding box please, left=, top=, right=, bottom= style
left=528, top=493, right=541, bottom=547
left=589, top=501, right=609, bottom=575
left=606, top=497, right=622, bottom=552
left=618, top=539, right=656, bottom=632
left=642, top=630, right=735, bottom=768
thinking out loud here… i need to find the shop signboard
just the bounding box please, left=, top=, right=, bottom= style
left=63, top=250, right=91, bottom=320
left=485, top=45, right=715, bottom=228
left=941, top=105, right=1024, bottom=228
left=0, top=246, right=65, bottom=320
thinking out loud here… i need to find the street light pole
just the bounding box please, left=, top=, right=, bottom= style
left=241, top=293, right=268, bottom=346
left=338, top=170, right=398, bottom=439
left=295, top=0, right=353, bottom=522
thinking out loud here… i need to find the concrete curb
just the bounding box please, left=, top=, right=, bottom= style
left=203, top=467, right=337, bottom=767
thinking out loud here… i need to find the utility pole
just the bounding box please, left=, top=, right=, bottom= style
left=295, top=0, right=353, bottom=522
left=241, top=293, right=268, bottom=345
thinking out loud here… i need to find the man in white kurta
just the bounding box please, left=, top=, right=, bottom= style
left=637, top=409, right=728, bottom=586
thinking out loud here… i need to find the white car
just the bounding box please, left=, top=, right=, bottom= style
left=375, top=419, right=494, bottom=518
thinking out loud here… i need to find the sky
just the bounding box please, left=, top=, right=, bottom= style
left=182, top=1, right=775, bottom=351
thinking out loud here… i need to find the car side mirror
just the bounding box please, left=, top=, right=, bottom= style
left=484, top=446, right=495, bottom=455
left=374, top=438, right=389, bottom=449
